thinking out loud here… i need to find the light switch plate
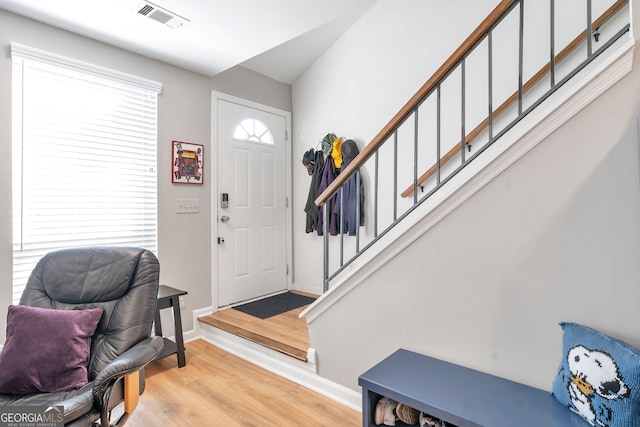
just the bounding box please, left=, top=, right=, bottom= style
left=176, top=198, right=200, bottom=214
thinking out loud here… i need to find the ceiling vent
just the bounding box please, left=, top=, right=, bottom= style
left=135, top=1, right=189, bottom=29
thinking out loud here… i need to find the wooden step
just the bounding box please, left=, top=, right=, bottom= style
left=198, top=299, right=312, bottom=362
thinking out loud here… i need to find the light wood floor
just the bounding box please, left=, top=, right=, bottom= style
left=126, top=339, right=360, bottom=426
left=198, top=291, right=316, bottom=361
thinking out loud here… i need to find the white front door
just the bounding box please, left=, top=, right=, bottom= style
left=214, top=95, right=290, bottom=307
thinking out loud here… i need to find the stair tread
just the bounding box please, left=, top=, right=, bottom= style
left=198, top=304, right=311, bottom=362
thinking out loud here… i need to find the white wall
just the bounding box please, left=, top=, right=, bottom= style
left=292, top=0, right=502, bottom=293
left=0, top=9, right=291, bottom=340
left=292, top=0, right=640, bottom=392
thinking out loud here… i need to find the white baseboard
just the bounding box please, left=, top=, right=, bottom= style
left=199, top=322, right=362, bottom=412
left=189, top=305, right=215, bottom=339
left=182, top=329, right=199, bottom=344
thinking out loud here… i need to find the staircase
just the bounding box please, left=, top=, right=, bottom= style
left=297, top=0, right=638, bottom=406
left=313, top=0, right=632, bottom=293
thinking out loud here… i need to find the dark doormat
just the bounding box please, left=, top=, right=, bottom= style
left=233, top=292, right=316, bottom=319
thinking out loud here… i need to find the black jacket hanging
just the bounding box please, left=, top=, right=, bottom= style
left=304, top=150, right=325, bottom=233
left=333, top=139, right=364, bottom=235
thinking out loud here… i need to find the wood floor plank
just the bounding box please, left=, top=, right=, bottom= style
left=125, top=340, right=360, bottom=427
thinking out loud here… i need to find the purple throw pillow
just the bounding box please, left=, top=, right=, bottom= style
left=0, top=305, right=103, bottom=394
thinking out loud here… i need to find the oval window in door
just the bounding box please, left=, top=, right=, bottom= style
left=233, top=118, right=274, bottom=145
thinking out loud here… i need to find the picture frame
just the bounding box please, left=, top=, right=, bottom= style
left=172, top=141, right=204, bottom=184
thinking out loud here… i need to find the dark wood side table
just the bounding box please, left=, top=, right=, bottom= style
left=154, top=284, right=187, bottom=367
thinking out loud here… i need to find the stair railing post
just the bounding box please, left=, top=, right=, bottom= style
left=356, top=170, right=361, bottom=253
left=374, top=150, right=379, bottom=238
left=436, top=85, right=441, bottom=186
left=461, top=58, right=467, bottom=164
left=339, top=186, right=344, bottom=267
left=519, top=0, right=525, bottom=111
left=393, top=130, right=398, bottom=221
left=413, top=108, right=419, bottom=204
left=323, top=198, right=329, bottom=293
left=587, top=0, right=593, bottom=57
left=488, top=30, right=494, bottom=141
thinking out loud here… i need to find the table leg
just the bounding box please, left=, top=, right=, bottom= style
left=171, top=295, right=186, bottom=368
left=154, top=308, right=163, bottom=337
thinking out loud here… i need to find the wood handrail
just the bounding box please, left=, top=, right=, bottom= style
left=400, top=0, right=628, bottom=198
left=314, top=0, right=518, bottom=207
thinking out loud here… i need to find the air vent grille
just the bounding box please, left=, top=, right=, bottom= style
left=137, top=5, right=154, bottom=16
left=134, top=2, right=189, bottom=29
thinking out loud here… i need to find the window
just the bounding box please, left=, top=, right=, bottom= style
left=11, top=43, right=162, bottom=303
left=233, top=118, right=274, bottom=144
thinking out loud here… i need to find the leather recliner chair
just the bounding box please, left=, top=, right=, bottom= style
left=0, top=246, right=164, bottom=426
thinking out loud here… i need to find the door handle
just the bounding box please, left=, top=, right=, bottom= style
left=217, top=237, right=225, bottom=244
left=220, top=215, right=230, bottom=223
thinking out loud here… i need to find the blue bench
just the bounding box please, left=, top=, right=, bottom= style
left=358, top=349, right=587, bottom=427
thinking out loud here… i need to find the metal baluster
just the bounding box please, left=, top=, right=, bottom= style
left=519, top=0, right=525, bottom=112
left=550, top=0, right=556, bottom=87
left=339, top=184, right=344, bottom=267
left=587, top=0, right=593, bottom=57
left=323, top=200, right=329, bottom=292
left=488, top=30, right=493, bottom=141
left=356, top=171, right=361, bottom=253
left=374, top=150, right=379, bottom=238
left=436, top=85, right=441, bottom=185
left=393, top=130, right=398, bottom=221
left=461, top=59, right=466, bottom=164
left=413, top=108, right=419, bottom=204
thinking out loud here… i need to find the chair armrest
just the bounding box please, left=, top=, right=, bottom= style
left=93, top=336, right=164, bottom=403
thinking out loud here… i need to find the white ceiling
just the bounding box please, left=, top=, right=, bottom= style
left=0, top=0, right=377, bottom=84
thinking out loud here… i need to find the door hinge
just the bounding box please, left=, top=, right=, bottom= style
left=286, top=264, right=289, bottom=275
left=285, top=130, right=288, bottom=141
left=285, top=197, right=289, bottom=207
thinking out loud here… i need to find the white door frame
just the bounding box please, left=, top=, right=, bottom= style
left=210, top=91, right=293, bottom=311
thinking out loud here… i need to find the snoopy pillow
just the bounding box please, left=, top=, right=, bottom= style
left=552, top=322, right=640, bottom=427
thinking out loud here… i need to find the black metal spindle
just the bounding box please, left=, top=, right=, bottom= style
left=488, top=30, right=493, bottom=140
left=550, top=0, right=556, bottom=87
left=393, top=130, right=398, bottom=221
left=323, top=200, right=329, bottom=292
left=356, top=171, right=361, bottom=253
left=339, top=185, right=344, bottom=266
left=587, top=0, right=593, bottom=57
left=413, top=109, right=419, bottom=204
left=461, top=59, right=466, bottom=164
left=374, top=150, right=379, bottom=238
left=519, top=0, right=525, bottom=113
left=436, top=85, right=441, bottom=185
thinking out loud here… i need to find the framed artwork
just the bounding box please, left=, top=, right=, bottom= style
left=172, top=141, right=203, bottom=184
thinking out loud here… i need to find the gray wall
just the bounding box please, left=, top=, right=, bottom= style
left=0, top=9, right=291, bottom=340
left=295, top=0, right=640, bottom=392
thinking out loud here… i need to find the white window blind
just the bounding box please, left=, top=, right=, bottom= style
left=11, top=43, right=162, bottom=303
